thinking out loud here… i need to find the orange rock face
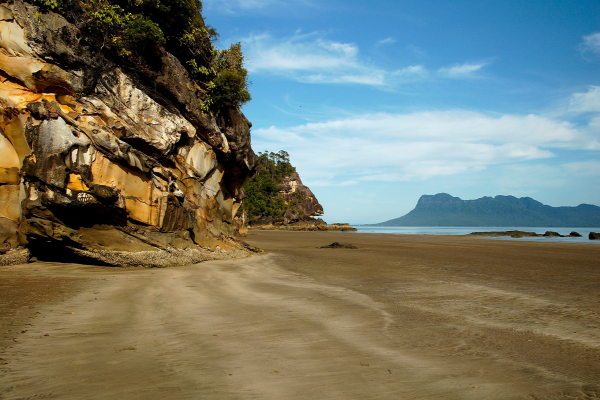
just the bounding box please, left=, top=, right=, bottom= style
left=0, top=2, right=257, bottom=265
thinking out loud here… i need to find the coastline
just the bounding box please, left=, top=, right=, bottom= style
left=1, top=231, right=599, bottom=399
left=353, top=226, right=600, bottom=243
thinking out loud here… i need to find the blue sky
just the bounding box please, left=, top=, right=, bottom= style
left=203, top=0, right=600, bottom=224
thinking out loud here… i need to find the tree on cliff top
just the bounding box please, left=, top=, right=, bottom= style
left=243, top=151, right=306, bottom=221
left=28, top=0, right=250, bottom=111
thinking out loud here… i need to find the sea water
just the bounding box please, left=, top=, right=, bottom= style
left=353, top=226, right=600, bottom=243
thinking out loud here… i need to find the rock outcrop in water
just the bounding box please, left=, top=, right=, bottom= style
left=0, top=2, right=258, bottom=266
left=468, top=230, right=584, bottom=238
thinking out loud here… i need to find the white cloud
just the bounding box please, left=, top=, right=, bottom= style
left=391, top=65, right=428, bottom=82
left=569, top=86, right=600, bottom=113
left=438, top=62, right=488, bottom=78
left=240, top=32, right=487, bottom=86
left=241, top=32, right=386, bottom=85
left=301, top=73, right=385, bottom=85
left=204, top=0, right=306, bottom=12
left=253, top=111, right=599, bottom=184
left=204, top=0, right=267, bottom=12
left=580, top=32, right=600, bottom=55
left=309, top=180, right=359, bottom=187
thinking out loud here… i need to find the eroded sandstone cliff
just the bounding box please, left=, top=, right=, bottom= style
left=277, top=171, right=324, bottom=222
left=0, top=1, right=258, bottom=266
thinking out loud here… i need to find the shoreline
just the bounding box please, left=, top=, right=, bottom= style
left=251, top=227, right=600, bottom=244
left=351, top=226, right=600, bottom=243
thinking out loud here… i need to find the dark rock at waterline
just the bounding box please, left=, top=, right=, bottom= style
left=543, top=231, right=564, bottom=237
left=590, top=232, right=600, bottom=240
left=319, top=242, right=358, bottom=249
left=249, top=218, right=357, bottom=231
left=470, top=230, right=586, bottom=239
left=469, top=230, right=541, bottom=238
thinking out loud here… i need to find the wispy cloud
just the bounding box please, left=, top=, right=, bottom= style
left=377, top=37, right=396, bottom=46
left=407, top=44, right=426, bottom=57
left=301, top=73, right=385, bottom=85
left=204, top=0, right=308, bottom=12
left=438, top=62, right=489, bottom=78
left=580, top=32, right=600, bottom=56
left=240, top=32, right=491, bottom=87
left=241, top=32, right=385, bottom=85
left=392, top=65, right=428, bottom=82
left=496, top=161, right=600, bottom=196
left=569, top=86, right=600, bottom=113
left=253, top=110, right=599, bottom=185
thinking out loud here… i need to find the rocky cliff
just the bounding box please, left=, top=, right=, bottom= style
left=247, top=171, right=330, bottom=230
left=243, top=151, right=355, bottom=231
left=243, top=151, right=321, bottom=224
left=377, top=193, right=600, bottom=227
left=0, top=1, right=258, bottom=266
left=276, top=171, right=324, bottom=221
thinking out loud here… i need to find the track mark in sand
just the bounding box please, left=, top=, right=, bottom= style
left=173, top=255, right=531, bottom=399
left=3, top=241, right=600, bottom=400
left=391, top=280, right=600, bottom=347
left=379, top=279, right=600, bottom=393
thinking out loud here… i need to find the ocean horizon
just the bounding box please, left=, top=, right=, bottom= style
left=352, top=226, right=600, bottom=243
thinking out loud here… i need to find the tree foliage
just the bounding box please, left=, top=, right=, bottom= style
left=28, top=0, right=250, bottom=111
left=243, top=151, right=305, bottom=221
left=187, top=42, right=251, bottom=111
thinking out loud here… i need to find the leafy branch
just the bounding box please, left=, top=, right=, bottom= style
left=26, top=0, right=251, bottom=111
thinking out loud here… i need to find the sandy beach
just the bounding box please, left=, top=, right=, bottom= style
left=1, top=231, right=599, bottom=399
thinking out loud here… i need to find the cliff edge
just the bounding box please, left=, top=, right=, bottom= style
left=0, top=1, right=259, bottom=266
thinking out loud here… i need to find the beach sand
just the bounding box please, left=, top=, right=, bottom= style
left=1, top=231, right=599, bottom=399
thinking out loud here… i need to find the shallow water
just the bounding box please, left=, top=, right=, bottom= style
left=354, top=226, right=600, bottom=243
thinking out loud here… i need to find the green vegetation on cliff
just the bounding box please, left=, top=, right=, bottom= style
left=243, top=151, right=307, bottom=221
left=28, top=0, right=250, bottom=111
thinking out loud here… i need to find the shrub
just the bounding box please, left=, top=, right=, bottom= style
left=31, top=0, right=60, bottom=9
left=188, top=42, right=251, bottom=111
left=123, top=16, right=165, bottom=54
left=210, top=69, right=251, bottom=108
left=243, top=151, right=300, bottom=221
left=26, top=0, right=250, bottom=111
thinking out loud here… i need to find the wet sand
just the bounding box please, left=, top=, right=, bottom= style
left=1, top=231, right=599, bottom=399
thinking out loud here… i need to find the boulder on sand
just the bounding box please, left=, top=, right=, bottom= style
left=319, top=242, right=357, bottom=249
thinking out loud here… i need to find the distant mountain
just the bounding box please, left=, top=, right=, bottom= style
left=377, top=193, right=600, bottom=227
